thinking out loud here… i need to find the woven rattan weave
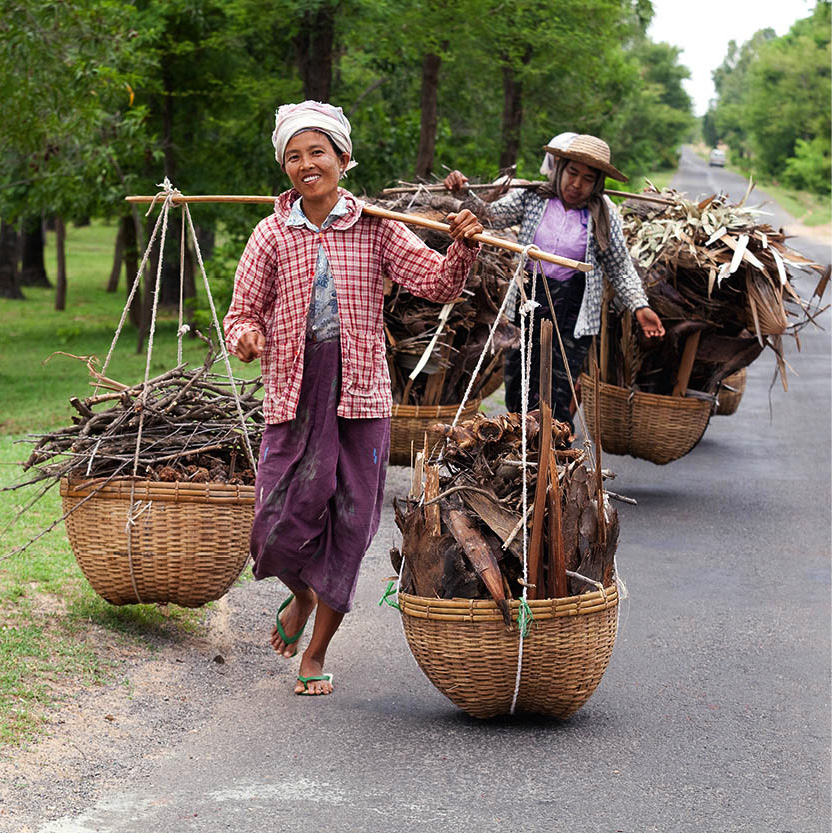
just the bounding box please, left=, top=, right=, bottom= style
left=60, top=477, right=254, bottom=607
left=715, top=367, right=747, bottom=416
left=389, top=399, right=482, bottom=466
left=399, top=585, right=618, bottom=718
left=578, top=373, right=711, bottom=465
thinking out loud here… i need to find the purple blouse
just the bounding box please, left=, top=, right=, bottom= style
left=532, top=198, right=588, bottom=281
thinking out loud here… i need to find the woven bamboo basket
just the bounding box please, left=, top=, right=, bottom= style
left=715, top=368, right=747, bottom=416
left=578, top=373, right=711, bottom=465
left=60, top=477, right=254, bottom=607
left=399, top=585, right=618, bottom=719
left=389, top=399, right=482, bottom=466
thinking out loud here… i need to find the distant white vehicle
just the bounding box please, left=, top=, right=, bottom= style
left=709, top=148, right=726, bottom=167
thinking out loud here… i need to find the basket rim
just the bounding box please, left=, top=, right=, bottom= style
left=391, top=399, right=482, bottom=418
left=59, top=476, right=255, bottom=503
left=399, top=584, right=618, bottom=623
left=578, top=373, right=712, bottom=413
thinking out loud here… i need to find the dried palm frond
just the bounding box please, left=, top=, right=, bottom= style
left=614, top=187, right=828, bottom=396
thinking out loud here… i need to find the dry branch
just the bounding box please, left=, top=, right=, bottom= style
left=392, top=411, right=617, bottom=607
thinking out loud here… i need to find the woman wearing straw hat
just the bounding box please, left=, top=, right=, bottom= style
left=444, top=132, right=664, bottom=430
left=224, top=100, right=483, bottom=696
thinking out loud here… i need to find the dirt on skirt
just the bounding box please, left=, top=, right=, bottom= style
left=249, top=339, right=390, bottom=613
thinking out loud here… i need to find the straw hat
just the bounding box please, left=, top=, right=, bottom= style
left=542, top=133, right=628, bottom=182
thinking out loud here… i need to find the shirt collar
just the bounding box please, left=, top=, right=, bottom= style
left=287, top=195, right=349, bottom=231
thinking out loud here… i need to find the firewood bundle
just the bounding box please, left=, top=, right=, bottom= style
left=613, top=188, right=830, bottom=396
left=376, top=197, right=520, bottom=406
left=15, top=349, right=263, bottom=491
left=390, top=410, right=618, bottom=620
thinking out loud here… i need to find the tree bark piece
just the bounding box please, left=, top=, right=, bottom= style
left=672, top=330, right=701, bottom=396
left=442, top=498, right=509, bottom=624
left=547, top=454, right=567, bottom=598
left=527, top=320, right=553, bottom=599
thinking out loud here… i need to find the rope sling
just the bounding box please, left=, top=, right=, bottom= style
left=102, top=178, right=258, bottom=604
left=390, top=240, right=618, bottom=714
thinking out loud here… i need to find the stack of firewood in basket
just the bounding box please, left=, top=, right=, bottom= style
left=610, top=187, right=830, bottom=398
left=391, top=407, right=618, bottom=617
left=15, top=347, right=263, bottom=493
left=376, top=195, right=520, bottom=407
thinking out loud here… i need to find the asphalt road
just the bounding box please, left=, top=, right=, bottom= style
left=45, top=149, right=831, bottom=833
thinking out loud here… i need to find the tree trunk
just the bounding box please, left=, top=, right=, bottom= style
left=54, top=217, right=67, bottom=311
left=123, top=214, right=142, bottom=329
left=499, top=47, right=533, bottom=171
left=0, top=221, right=23, bottom=299
left=19, top=217, right=51, bottom=287
left=194, top=225, right=215, bottom=261
left=183, top=239, right=196, bottom=309
left=294, top=3, right=335, bottom=101
left=106, top=223, right=125, bottom=292
left=415, top=52, right=442, bottom=181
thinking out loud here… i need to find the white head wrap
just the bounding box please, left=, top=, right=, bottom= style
left=271, top=100, right=358, bottom=172
left=539, top=132, right=578, bottom=176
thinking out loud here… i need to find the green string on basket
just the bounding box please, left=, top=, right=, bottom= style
left=378, top=580, right=401, bottom=611
left=517, top=597, right=534, bottom=638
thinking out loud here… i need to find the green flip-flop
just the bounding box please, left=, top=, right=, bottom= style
left=275, top=594, right=306, bottom=657
left=296, top=673, right=334, bottom=696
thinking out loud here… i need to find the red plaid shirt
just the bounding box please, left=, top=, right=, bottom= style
left=223, top=188, right=479, bottom=423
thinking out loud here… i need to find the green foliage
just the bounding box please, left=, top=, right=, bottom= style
left=0, top=0, right=155, bottom=221
left=190, top=239, right=245, bottom=333
left=2, top=0, right=696, bottom=228
left=705, top=2, right=831, bottom=195
left=783, top=136, right=832, bottom=195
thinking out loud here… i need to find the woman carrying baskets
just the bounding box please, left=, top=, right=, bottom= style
left=444, top=132, right=665, bottom=431
left=223, top=100, right=483, bottom=696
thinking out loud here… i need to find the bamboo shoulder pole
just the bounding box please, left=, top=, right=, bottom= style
left=125, top=194, right=591, bottom=272
left=364, top=203, right=590, bottom=271
left=380, top=182, right=676, bottom=206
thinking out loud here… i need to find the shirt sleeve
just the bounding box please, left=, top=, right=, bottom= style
left=597, top=202, right=650, bottom=311
left=458, top=188, right=529, bottom=229
left=379, top=220, right=479, bottom=303
left=222, top=221, right=278, bottom=354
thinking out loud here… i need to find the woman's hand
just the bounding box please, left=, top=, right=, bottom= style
left=635, top=307, right=665, bottom=338
left=234, top=329, right=266, bottom=362
left=447, top=209, right=483, bottom=248
left=443, top=170, right=469, bottom=194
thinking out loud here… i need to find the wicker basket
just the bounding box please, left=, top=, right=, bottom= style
left=578, top=373, right=711, bottom=465
left=389, top=399, right=482, bottom=466
left=715, top=368, right=747, bottom=416
left=399, top=585, right=618, bottom=719
left=60, top=477, right=254, bottom=607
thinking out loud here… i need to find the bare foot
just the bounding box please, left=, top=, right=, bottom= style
left=271, top=591, right=316, bottom=658
left=295, top=652, right=333, bottom=696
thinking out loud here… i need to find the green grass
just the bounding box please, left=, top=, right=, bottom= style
left=0, top=221, right=257, bottom=433
left=0, top=220, right=254, bottom=746
left=752, top=181, right=830, bottom=227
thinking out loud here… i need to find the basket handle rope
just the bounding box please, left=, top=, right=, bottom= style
left=101, top=177, right=259, bottom=604
left=124, top=181, right=178, bottom=603
left=509, top=245, right=540, bottom=714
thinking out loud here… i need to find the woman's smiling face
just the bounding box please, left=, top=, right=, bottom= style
left=283, top=130, right=349, bottom=206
